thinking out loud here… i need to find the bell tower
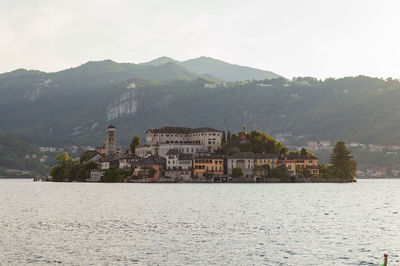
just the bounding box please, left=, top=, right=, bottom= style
left=105, top=125, right=116, bottom=155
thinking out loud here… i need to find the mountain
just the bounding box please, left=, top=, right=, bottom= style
left=181, top=57, right=281, bottom=81
left=141, top=56, right=180, bottom=66
left=2, top=58, right=400, bottom=149
left=0, top=134, right=47, bottom=176
left=141, top=56, right=281, bottom=81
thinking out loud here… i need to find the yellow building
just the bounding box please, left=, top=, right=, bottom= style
left=284, top=154, right=319, bottom=176
left=254, top=153, right=278, bottom=176
left=193, top=155, right=224, bottom=178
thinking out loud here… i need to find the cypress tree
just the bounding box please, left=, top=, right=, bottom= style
left=130, top=136, right=140, bottom=154
left=222, top=130, right=226, bottom=144
left=329, top=141, right=357, bottom=179
left=227, top=130, right=231, bottom=142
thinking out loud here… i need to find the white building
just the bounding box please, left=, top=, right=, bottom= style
left=227, top=152, right=254, bottom=178
left=88, top=169, right=104, bottom=182
left=137, top=126, right=222, bottom=159
left=164, top=149, right=193, bottom=181
left=145, top=126, right=222, bottom=152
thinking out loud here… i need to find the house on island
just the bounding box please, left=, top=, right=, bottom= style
left=118, top=153, right=141, bottom=169
left=193, top=154, right=224, bottom=179
left=279, top=154, right=319, bottom=176
left=133, top=155, right=166, bottom=182
left=254, top=153, right=278, bottom=176
left=227, top=152, right=254, bottom=178
left=136, top=126, right=223, bottom=159
left=164, top=149, right=193, bottom=181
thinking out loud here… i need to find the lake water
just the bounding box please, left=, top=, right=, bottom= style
left=0, top=179, right=399, bottom=265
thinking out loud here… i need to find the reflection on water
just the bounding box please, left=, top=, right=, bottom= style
left=0, top=179, right=399, bottom=265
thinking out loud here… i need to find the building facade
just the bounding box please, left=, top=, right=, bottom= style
left=227, top=152, right=254, bottom=178
left=165, top=149, right=193, bottom=181
left=193, top=154, right=224, bottom=178
left=136, top=143, right=203, bottom=159
left=279, top=154, right=319, bottom=176
left=105, top=125, right=116, bottom=155
left=133, top=156, right=166, bottom=182
left=254, top=153, right=278, bottom=176
left=145, top=126, right=223, bottom=152
left=119, top=153, right=141, bottom=169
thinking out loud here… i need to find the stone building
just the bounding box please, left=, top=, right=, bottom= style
left=164, top=149, right=193, bottom=181
left=227, top=152, right=255, bottom=178
left=105, top=125, right=117, bottom=155
left=118, top=153, right=141, bottom=169
left=136, top=143, right=202, bottom=159
left=133, top=155, right=166, bottom=182
left=145, top=126, right=223, bottom=152
left=193, top=154, right=224, bottom=178
left=136, top=126, right=222, bottom=158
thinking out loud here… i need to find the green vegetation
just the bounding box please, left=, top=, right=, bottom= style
left=148, top=167, right=157, bottom=178
left=322, top=142, right=357, bottom=180
left=231, top=168, right=243, bottom=178
left=268, top=168, right=290, bottom=182
left=224, top=129, right=287, bottom=156
left=50, top=152, right=97, bottom=182
left=0, top=134, right=47, bottom=177
left=2, top=61, right=400, bottom=148
left=104, top=167, right=131, bottom=182
left=130, top=136, right=140, bottom=154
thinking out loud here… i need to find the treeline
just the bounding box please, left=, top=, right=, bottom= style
left=50, top=152, right=133, bottom=182
left=0, top=134, right=47, bottom=175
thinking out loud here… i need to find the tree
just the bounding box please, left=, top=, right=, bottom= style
left=50, top=152, right=80, bottom=182
left=227, top=149, right=238, bottom=156
left=76, top=162, right=98, bottom=181
left=222, top=131, right=226, bottom=144
left=268, top=168, right=290, bottom=182
left=227, top=130, right=231, bottom=142
left=130, top=136, right=140, bottom=154
left=203, top=171, right=212, bottom=179
left=329, top=141, right=357, bottom=180
left=300, top=148, right=307, bottom=156
left=148, top=167, right=157, bottom=178
left=104, top=167, right=131, bottom=182
left=232, top=167, right=243, bottom=178
left=279, top=146, right=288, bottom=157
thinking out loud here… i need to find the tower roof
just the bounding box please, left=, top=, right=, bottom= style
left=107, top=125, right=116, bottom=129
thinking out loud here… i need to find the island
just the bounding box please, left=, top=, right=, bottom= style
left=47, top=125, right=357, bottom=183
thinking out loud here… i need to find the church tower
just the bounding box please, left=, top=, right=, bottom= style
left=105, top=125, right=116, bottom=155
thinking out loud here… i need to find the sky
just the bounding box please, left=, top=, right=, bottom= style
left=1, top=0, right=400, bottom=79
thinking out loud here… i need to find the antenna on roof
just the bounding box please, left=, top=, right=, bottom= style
left=148, top=120, right=152, bottom=130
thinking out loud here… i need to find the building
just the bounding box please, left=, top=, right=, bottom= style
left=119, top=153, right=141, bottom=169
left=279, top=154, right=319, bottom=176
left=193, top=154, right=224, bottom=178
left=254, top=153, right=278, bottom=176
left=165, top=149, right=193, bottom=181
left=100, top=155, right=120, bottom=170
left=281, top=159, right=296, bottom=176
left=144, top=126, right=223, bottom=153
left=136, top=143, right=203, bottom=159
left=96, top=125, right=120, bottom=156
left=88, top=169, right=104, bottom=182
left=227, top=152, right=254, bottom=178
left=105, top=125, right=117, bottom=155
left=82, top=152, right=102, bottom=164
left=133, top=155, right=166, bottom=182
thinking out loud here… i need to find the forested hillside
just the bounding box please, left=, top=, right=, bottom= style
left=1, top=58, right=400, bottom=147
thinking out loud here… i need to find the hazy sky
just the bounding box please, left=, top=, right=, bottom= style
left=1, top=0, right=400, bottom=78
